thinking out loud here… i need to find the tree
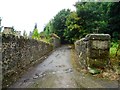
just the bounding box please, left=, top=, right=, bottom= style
left=23, top=30, right=27, bottom=38
left=52, top=9, right=71, bottom=43
left=43, top=2, right=113, bottom=44
left=75, top=2, right=111, bottom=34
left=32, top=23, right=39, bottom=40
left=64, top=11, right=82, bottom=43
left=43, top=20, right=54, bottom=37
left=108, top=2, right=120, bottom=40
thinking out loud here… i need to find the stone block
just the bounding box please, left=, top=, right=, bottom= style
left=75, top=34, right=111, bottom=69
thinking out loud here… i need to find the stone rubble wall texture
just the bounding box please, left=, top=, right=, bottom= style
left=52, top=38, right=61, bottom=48
left=75, top=34, right=111, bottom=69
left=2, top=34, right=53, bottom=88
left=51, top=36, right=61, bottom=49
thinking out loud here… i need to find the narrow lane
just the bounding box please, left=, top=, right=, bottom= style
left=10, top=45, right=118, bottom=88
left=10, top=45, right=77, bottom=88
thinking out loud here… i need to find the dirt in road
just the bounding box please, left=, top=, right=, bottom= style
left=10, top=45, right=119, bottom=88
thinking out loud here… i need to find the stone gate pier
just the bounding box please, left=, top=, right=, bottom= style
left=75, top=34, right=111, bottom=69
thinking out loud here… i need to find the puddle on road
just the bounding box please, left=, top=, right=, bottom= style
left=21, top=68, right=75, bottom=88
left=55, top=54, right=59, bottom=57
left=56, top=65, right=65, bottom=67
left=18, top=67, right=74, bottom=88
left=27, top=71, right=59, bottom=88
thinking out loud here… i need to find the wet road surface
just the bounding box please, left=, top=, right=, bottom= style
left=10, top=45, right=119, bottom=88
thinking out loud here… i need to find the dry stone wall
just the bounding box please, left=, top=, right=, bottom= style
left=2, top=34, right=53, bottom=88
left=52, top=38, right=61, bottom=49
left=75, top=34, right=111, bottom=69
left=51, top=34, right=61, bottom=49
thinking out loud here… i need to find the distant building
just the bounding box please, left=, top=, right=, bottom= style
left=3, top=27, right=14, bottom=34
left=3, top=27, right=21, bottom=37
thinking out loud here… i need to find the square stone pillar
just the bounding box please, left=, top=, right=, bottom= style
left=86, top=34, right=111, bottom=68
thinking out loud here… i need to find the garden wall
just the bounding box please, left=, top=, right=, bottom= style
left=51, top=33, right=61, bottom=49
left=2, top=34, right=53, bottom=88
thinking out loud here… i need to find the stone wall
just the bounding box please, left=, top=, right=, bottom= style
left=75, top=38, right=88, bottom=69
left=75, top=34, right=111, bottom=69
left=51, top=33, right=61, bottom=49
left=52, top=38, right=61, bottom=48
left=2, top=34, right=53, bottom=88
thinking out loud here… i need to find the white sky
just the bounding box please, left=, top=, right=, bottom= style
left=0, top=0, right=79, bottom=35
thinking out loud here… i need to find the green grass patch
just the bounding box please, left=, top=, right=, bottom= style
left=110, top=47, right=117, bottom=57
left=110, top=41, right=120, bottom=74
left=110, top=42, right=120, bottom=58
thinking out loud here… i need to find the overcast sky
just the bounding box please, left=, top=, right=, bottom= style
left=0, top=0, right=79, bottom=35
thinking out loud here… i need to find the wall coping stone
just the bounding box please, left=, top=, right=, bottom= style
left=85, top=34, right=111, bottom=40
